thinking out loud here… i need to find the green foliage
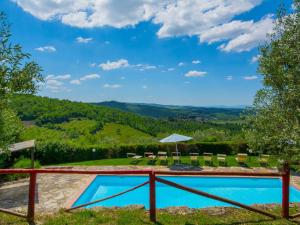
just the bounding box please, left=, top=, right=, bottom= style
left=11, top=94, right=243, bottom=139
left=245, top=1, right=300, bottom=162
left=96, top=101, right=243, bottom=120
left=0, top=12, right=42, bottom=149
left=18, top=140, right=247, bottom=165
left=0, top=108, right=24, bottom=150
left=0, top=156, right=40, bottom=181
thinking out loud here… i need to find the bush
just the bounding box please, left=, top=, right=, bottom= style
left=0, top=157, right=41, bottom=182
left=12, top=141, right=248, bottom=165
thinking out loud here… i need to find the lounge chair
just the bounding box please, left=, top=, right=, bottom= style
left=217, top=154, right=227, bottom=166
left=203, top=152, right=213, bottom=166
left=258, top=154, right=270, bottom=166
left=157, top=151, right=168, bottom=164
left=236, top=153, right=248, bottom=165
left=172, top=152, right=181, bottom=164
left=126, top=153, right=142, bottom=163
left=144, top=152, right=156, bottom=164
left=190, top=153, right=199, bottom=165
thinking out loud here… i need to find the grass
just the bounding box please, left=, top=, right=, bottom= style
left=57, top=155, right=279, bottom=168
left=1, top=207, right=299, bottom=225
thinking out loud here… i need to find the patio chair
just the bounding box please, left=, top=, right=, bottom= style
left=144, top=152, right=156, bottom=164
left=203, top=152, right=213, bottom=166
left=235, top=153, right=248, bottom=165
left=217, top=154, right=227, bottom=166
left=258, top=154, right=270, bottom=166
left=190, top=153, right=199, bottom=165
left=172, top=152, right=181, bottom=164
left=157, top=151, right=168, bottom=164
left=126, top=153, right=142, bottom=163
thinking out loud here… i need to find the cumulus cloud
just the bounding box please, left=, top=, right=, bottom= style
left=76, top=36, right=93, bottom=43
left=218, top=15, right=273, bottom=52
left=244, top=75, right=258, bottom=80
left=178, top=62, right=184, bottom=67
left=99, top=59, right=129, bottom=70
left=251, top=54, right=261, bottom=63
left=192, top=60, right=201, bottom=64
left=80, top=73, right=101, bottom=81
left=44, top=74, right=71, bottom=92
left=35, top=45, right=56, bottom=52
left=185, top=70, right=207, bottom=77
left=14, top=0, right=271, bottom=52
left=103, top=83, right=122, bottom=88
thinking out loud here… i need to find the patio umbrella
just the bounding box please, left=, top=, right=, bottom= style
left=159, top=134, right=192, bottom=156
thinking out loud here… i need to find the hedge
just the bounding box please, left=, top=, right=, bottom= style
left=12, top=141, right=248, bottom=165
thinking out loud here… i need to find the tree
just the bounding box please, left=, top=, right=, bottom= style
left=0, top=12, right=43, bottom=148
left=245, top=1, right=300, bottom=163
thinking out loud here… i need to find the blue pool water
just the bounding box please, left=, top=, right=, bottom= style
left=73, top=176, right=300, bottom=209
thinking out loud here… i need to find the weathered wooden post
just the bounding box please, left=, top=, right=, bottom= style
left=27, top=171, right=37, bottom=223
left=282, top=161, right=290, bottom=219
left=149, top=171, right=156, bottom=222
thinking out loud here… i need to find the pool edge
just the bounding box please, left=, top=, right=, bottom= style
left=65, top=175, right=97, bottom=209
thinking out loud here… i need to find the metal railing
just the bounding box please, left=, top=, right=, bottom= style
left=0, top=165, right=294, bottom=223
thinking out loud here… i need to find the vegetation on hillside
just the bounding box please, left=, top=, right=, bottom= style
left=95, top=100, right=243, bottom=120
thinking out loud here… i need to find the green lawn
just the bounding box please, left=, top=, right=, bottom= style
left=1, top=207, right=299, bottom=225
left=57, top=155, right=279, bottom=168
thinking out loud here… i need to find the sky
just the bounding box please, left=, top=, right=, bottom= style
left=0, top=0, right=294, bottom=106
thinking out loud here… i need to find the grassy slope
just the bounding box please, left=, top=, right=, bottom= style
left=22, top=121, right=156, bottom=146
left=1, top=208, right=299, bottom=225
left=58, top=155, right=279, bottom=167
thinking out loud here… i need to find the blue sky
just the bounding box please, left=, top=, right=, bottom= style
left=1, top=0, right=293, bottom=106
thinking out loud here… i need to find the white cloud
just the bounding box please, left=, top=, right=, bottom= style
left=80, top=73, right=101, bottom=81
left=218, top=15, right=273, bottom=52
left=70, top=79, right=81, bottom=85
left=35, top=45, right=56, bottom=52
left=14, top=0, right=270, bottom=52
left=251, top=54, right=261, bottom=63
left=178, top=62, right=184, bottom=67
left=44, top=75, right=71, bottom=93
left=244, top=75, right=258, bottom=80
left=192, top=60, right=201, bottom=64
left=142, top=85, right=148, bottom=89
left=120, top=76, right=126, bottom=80
left=103, top=83, right=122, bottom=88
left=99, top=59, right=129, bottom=70
left=167, top=68, right=175, bottom=71
left=185, top=70, right=207, bottom=77
left=76, top=36, right=93, bottom=43
left=89, top=62, right=97, bottom=67
left=225, top=75, right=233, bottom=80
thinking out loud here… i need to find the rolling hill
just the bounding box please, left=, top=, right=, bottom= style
left=93, top=101, right=244, bottom=121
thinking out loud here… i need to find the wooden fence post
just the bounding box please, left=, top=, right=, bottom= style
left=282, top=162, right=290, bottom=219
left=27, top=171, right=37, bottom=223
left=149, top=171, right=156, bottom=222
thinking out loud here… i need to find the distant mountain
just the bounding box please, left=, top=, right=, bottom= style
left=92, top=101, right=244, bottom=121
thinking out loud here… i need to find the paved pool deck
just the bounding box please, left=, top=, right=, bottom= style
left=0, top=165, right=299, bottom=215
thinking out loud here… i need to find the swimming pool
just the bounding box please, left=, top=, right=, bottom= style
left=73, top=176, right=300, bottom=209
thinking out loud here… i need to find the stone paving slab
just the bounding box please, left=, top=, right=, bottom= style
left=0, top=165, right=298, bottom=214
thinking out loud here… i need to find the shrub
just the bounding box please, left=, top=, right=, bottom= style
left=12, top=141, right=248, bottom=165
left=0, top=157, right=41, bottom=182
